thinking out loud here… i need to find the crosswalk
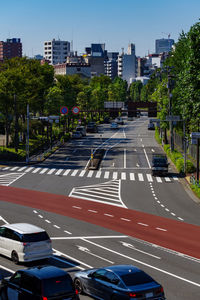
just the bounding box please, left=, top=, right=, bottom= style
left=0, top=165, right=179, bottom=184
left=0, top=172, right=25, bottom=186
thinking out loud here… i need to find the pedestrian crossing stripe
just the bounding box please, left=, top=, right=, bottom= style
left=0, top=166, right=179, bottom=183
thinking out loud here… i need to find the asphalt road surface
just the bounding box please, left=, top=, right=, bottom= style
left=0, top=116, right=200, bottom=299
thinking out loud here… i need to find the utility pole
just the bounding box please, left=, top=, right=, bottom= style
left=26, top=103, right=29, bottom=164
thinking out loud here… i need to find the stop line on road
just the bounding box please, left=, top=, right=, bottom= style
left=0, top=165, right=179, bottom=184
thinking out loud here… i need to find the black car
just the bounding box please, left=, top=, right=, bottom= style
left=86, top=122, right=98, bottom=133
left=0, top=266, right=79, bottom=300
left=74, top=264, right=165, bottom=300
left=148, top=123, right=155, bottom=130
left=151, top=154, right=169, bottom=176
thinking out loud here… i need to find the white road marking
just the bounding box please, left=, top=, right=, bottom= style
left=96, top=171, right=101, bottom=178
left=165, top=177, right=171, bottom=182
left=121, top=218, right=131, bottom=222
left=79, top=170, right=86, bottom=177
left=47, top=168, right=56, bottom=175
left=124, top=149, right=126, bottom=168
left=10, top=166, right=19, bottom=171
left=178, top=217, right=184, bottom=221
left=104, top=171, right=109, bottom=179
left=130, top=173, right=135, bottom=181
left=138, top=223, right=149, bottom=227
left=25, top=167, right=34, bottom=173
left=53, top=225, right=60, bottom=229
left=143, top=148, right=151, bottom=168
left=0, top=216, right=9, bottom=224
left=104, top=214, right=114, bottom=217
left=146, top=174, right=153, bottom=182
left=0, top=173, right=25, bottom=186
left=121, top=172, right=126, bottom=180
left=71, top=169, right=78, bottom=176
left=64, top=230, right=72, bottom=234
left=173, top=176, right=179, bottom=181
left=87, top=170, right=94, bottom=177
left=63, top=169, right=70, bottom=176
left=151, top=149, right=155, bottom=152
left=113, top=172, right=118, bottom=179
left=171, top=212, right=176, bottom=216
left=72, top=206, right=82, bottom=209
left=45, top=219, right=51, bottom=223
left=138, top=173, right=144, bottom=181
left=2, top=167, right=10, bottom=170
left=82, top=239, right=200, bottom=287
left=53, top=248, right=91, bottom=269
left=120, top=242, right=161, bottom=259
left=32, top=168, right=41, bottom=173
left=77, top=245, right=114, bottom=264
left=136, top=163, right=140, bottom=167
left=17, top=166, right=27, bottom=171
left=38, top=215, right=43, bottom=218
left=88, top=210, right=98, bottom=213
left=55, top=169, right=63, bottom=175
left=156, top=227, right=167, bottom=232
left=156, top=177, right=162, bottom=183
left=40, top=168, right=48, bottom=174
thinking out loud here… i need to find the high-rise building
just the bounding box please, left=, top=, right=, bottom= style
left=118, top=43, right=136, bottom=85
left=0, top=38, right=22, bottom=61
left=104, top=52, right=119, bottom=80
left=44, top=39, right=70, bottom=65
left=155, top=38, right=174, bottom=54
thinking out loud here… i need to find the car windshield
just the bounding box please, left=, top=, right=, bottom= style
left=153, top=158, right=167, bottom=165
left=43, top=276, right=74, bottom=297
left=22, top=231, right=50, bottom=242
left=120, top=271, right=153, bottom=286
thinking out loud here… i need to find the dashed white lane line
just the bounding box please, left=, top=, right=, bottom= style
left=72, top=206, right=82, bottom=209
left=45, top=219, right=51, bottom=223
left=156, top=227, right=167, bottom=232
left=55, top=169, right=63, bottom=175
left=104, top=213, right=114, bottom=217
left=53, top=225, right=60, bottom=229
left=38, top=215, right=43, bottom=218
left=120, top=218, right=131, bottom=222
left=88, top=210, right=98, bottom=213
left=138, top=223, right=149, bottom=227
left=64, top=230, right=72, bottom=235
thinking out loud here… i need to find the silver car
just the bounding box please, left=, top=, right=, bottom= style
left=0, top=223, right=53, bottom=264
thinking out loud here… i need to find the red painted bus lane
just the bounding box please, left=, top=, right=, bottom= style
left=0, top=186, right=200, bottom=259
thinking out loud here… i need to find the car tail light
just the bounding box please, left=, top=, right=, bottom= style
left=75, top=289, right=79, bottom=295
left=127, top=292, right=142, bottom=298
left=42, top=297, right=48, bottom=300
left=155, top=286, right=164, bottom=294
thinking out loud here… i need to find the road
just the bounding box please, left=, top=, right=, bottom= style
left=0, top=116, right=200, bottom=299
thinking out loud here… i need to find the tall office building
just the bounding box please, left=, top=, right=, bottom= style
left=0, top=38, right=22, bottom=61
left=44, top=39, right=70, bottom=65
left=155, top=38, right=174, bottom=54
left=104, top=52, right=119, bottom=80
left=118, top=43, right=136, bottom=85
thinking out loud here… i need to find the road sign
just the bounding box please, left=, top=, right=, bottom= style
left=150, top=118, right=160, bottom=123
left=190, top=132, right=200, bottom=139
left=191, top=138, right=197, bottom=145
left=72, top=106, right=80, bottom=115
left=166, top=115, right=180, bottom=121
left=60, top=106, right=68, bottom=115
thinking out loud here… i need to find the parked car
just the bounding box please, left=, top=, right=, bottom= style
left=151, top=154, right=169, bottom=176
left=86, top=122, right=98, bottom=133
left=74, top=264, right=165, bottom=300
left=148, top=122, right=155, bottom=130
left=115, top=117, right=124, bottom=125
left=76, top=126, right=86, bottom=136
left=72, top=131, right=82, bottom=139
left=103, top=116, right=110, bottom=124
left=110, top=122, right=118, bottom=129
left=0, top=266, right=80, bottom=300
left=0, top=223, right=53, bottom=264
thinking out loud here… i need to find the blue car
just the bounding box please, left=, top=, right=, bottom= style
left=74, top=264, right=165, bottom=299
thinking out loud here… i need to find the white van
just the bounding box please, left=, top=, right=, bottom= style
left=0, top=223, right=53, bottom=264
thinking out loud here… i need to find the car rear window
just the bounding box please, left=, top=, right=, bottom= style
left=42, top=275, right=74, bottom=297
left=121, top=271, right=153, bottom=286
left=22, top=231, right=50, bottom=242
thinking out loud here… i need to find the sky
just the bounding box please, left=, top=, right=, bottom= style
left=1, top=0, right=200, bottom=57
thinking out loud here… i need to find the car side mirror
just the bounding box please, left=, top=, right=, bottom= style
left=88, top=273, right=94, bottom=278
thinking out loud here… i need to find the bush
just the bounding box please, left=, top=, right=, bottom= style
left=176, top=158, right=184, bottom=173
left=186, top=160, right=196, bottom=173
left=191, top=184, right=200, bottom=198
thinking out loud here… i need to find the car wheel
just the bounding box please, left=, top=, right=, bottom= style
left=11, top=250, right=19, bottom=264
left=74, top=278, right=84, bottom=294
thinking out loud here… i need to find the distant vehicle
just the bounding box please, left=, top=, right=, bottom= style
left=74, top=264, right=165, bottom=300
left=76, top=126, right=86, bottom=136
left=86, top=122, right=98, bottom=133
left=110, top=122, right=118, bottom=129
left=0, top=223, right=52, bottom=264
left=148, top=122, right=155, bottom=130
left=115, top=117, right=124, bottom=125
left=152, top=154, right=169, bottom=176
left=0, top=266, right=80, bottom=300
left=72, top=131, right=82, bottom=139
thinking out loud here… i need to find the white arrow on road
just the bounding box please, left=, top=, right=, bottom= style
left=77, top=245, right=114, bottom=263
left=136, top=163, right=140, bottom=167
left=120, top=242, right=161, bottom=259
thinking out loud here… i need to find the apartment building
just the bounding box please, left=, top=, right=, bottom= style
left=118, top=43, right=136, bottom=85
left=0, top=38, right=22, bottom=61
left=44, top=39, right=70, bottom=65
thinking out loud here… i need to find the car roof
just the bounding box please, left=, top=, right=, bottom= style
left=105, top=265, right=141, bottom=276
left=2, top=223, right=45, bottom=234
left=19, top=266, right=69, bottom=279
